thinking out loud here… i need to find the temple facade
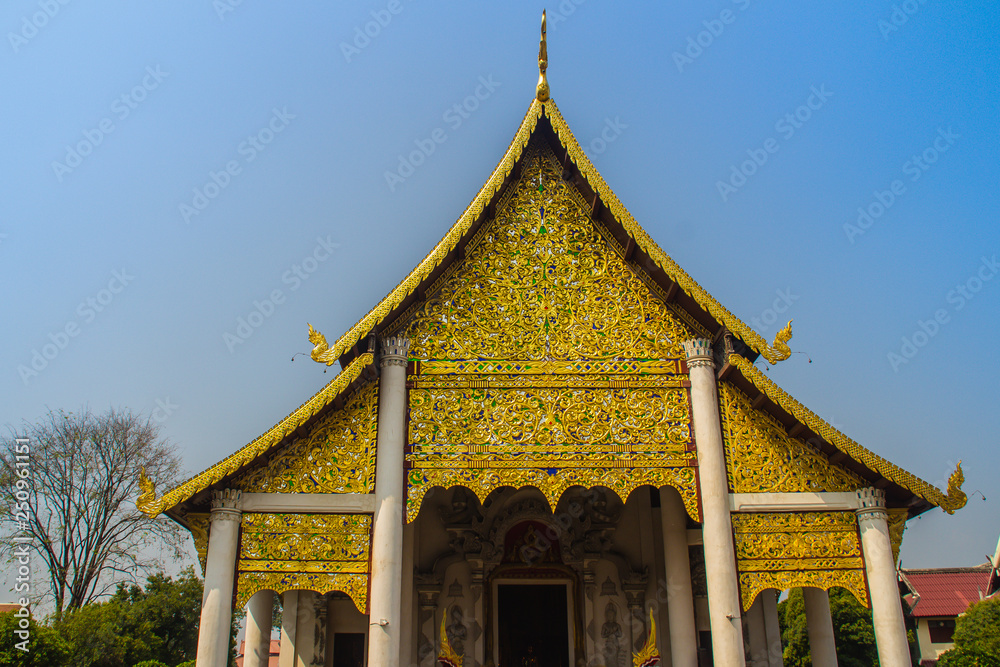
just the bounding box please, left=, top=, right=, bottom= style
left=138, top=16, right=968, bottom=667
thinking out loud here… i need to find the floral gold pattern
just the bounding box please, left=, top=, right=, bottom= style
left=733, top=512, right=868, bottom=610
left=719, top=383, right=863, bottom=493
left=235, top=513, right=371, bottom=613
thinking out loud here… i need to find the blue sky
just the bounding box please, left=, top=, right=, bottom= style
left=2, top=1, right=998, bottom=572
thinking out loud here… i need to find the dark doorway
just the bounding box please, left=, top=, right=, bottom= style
left=498, top=584, right=569, bottom=667
left=331, top=632, right=365, bottom=667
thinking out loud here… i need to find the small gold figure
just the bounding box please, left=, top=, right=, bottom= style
left=536, top=10, right=549, bottom=102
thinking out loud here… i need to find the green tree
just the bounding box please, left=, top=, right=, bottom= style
left=937, top=597, right=1000, bottom=666
left=778, top=587, right=880, bottom=667
left=0, top=611, right=71, bottom=666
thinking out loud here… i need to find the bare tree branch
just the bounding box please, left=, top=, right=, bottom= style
left=1, top=407, right=186, bottom=621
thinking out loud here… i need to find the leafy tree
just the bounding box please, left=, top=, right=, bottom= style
left=778, top=587, right=880, bottom=667
left=0, top=408, right=184, bottom=620
left=0, top=611, right=71, bottom=666
left=937, top=597, right=1000, bottom=666
left=57, top=568, right=208, bottom=667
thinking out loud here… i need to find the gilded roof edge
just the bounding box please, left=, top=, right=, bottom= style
left=727, top=353, right=967, bottom=514
left=138, top=352, right=375, bottom=517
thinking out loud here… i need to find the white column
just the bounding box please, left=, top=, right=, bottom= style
left=245, top=590, right=275, bottom=667
left=803, top=588, right=838, bottom=667
left=745, top=596, right=769, bottom=667
left=660, top=486, right=699, bottom=667
left=279, top=591, right=299, bottom=667
left=760, top=590, right=784, bottom=667
left=856, top=488, right=911, bottom=667
left=367, top=336, right=410, bottom=667
left=195, top=489, right=243, bottom=667
left=295, top=591, right=317, bottom=667
left=683, top=339, right=746, bottom=667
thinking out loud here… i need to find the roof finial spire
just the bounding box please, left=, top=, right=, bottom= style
left=536, top=10, right=550, bottom=102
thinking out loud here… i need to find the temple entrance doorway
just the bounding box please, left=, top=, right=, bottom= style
left=496, top=583, right=570, bottom=667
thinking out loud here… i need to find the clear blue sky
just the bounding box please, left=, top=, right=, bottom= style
left=3, top=1, right=998, bottom=571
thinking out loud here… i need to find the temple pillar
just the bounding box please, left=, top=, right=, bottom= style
left=803, top=588, right=838, bottom=667
left=856, top=488, right=910, bottom=667
left=682, top=339, right=746, bottom=667
left=745, top=596, right=769, bottom=667
left=195, top=489, right=242, bottom=667
left=279, top=591, right=299, bottom=667
left=659, top=486, right=698, bottom=667
left=295, top=591, right=317, bottom=667
left=367, top=336, right=410, bottom=667
left=760, top=589, right=784, bottom=667
left=245, top=590, right=275, bottom=667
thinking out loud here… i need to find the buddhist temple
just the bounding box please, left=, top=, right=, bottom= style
left=138, top=13, right=968, bottom=667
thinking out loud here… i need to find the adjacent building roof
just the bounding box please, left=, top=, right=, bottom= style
left=902, top=567, right=993, bottom=617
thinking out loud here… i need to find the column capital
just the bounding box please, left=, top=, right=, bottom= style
left=683, top=338, right=715, bottom=369
left=379, top=336, right=410, bottom=368
left=210, top=489, right=243, bottom=522
left=855, top=487, right=887, bottom=521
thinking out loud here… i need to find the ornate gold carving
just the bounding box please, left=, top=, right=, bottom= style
left=400, top=147, right=693, bottom=361
left=438, top=612, right=463, bottom=667
left=633, top=609, right=661, bottom=667
left=770, top=320, right=793, bottom=362
left=947, top=461, right=967, bottom=509
left=139, top=353, right=374, bottom=516
left=235, top=513, right=371, bottom=613
left=418, top=359, right=683, bottom=376
left=186, top=513, right=210, bottom=575
left=409, top=386, right=691, bottom=450
left=727, top=354, right=967, bottom=514
left=234, top=378, right=378, bottom=494
left=719, top=383, right=863, bottom=493
left=536, top=11, right=549, bottom=102
left=138, top=467, right=156, bottom=512
left=308, top=323, right=338, bottom=365
left=733, top=512, right=868, bottom=610
left=739, top=570, right=869, bottom=613
left=407, top=465, right=700, bottom=524
left=235, top=572, right=368, bottom=614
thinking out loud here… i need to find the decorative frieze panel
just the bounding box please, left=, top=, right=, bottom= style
left=733, top=512, right=869, bottom=610
left=234, top=513, right=371, bottom=613
left=233, top=379, right=379, bottom=495
left=719, top=383, right=864, bottom=494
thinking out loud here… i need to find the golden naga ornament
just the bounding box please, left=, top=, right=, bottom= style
left=633, top=610, right=660, bottom=667
left=947, top=461, right=967, bottom=508
left=770, top=319, right=793, bottom=362
left=308, top=323, right=339, bottom=365
left=437, top=613, right=463, bottom=667
left=536, top=10, right=549, bottom=102
left=137, top=467, right=156, bottom=513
